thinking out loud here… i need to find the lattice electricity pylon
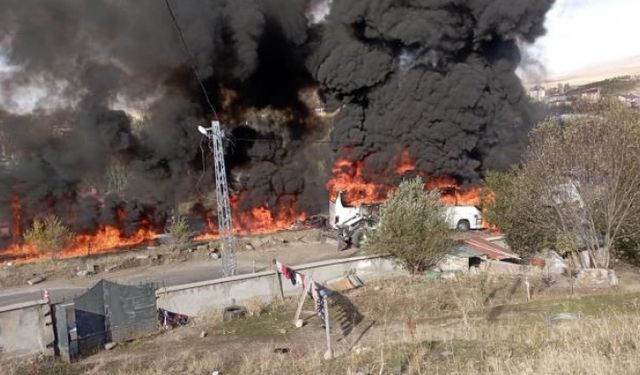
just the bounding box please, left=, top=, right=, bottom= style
left=198, top=121, right=237, bottom=276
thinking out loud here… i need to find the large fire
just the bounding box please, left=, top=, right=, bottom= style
left=195, top=193, right=306, bottom=241
left=326, top=151, right=485, bottom=208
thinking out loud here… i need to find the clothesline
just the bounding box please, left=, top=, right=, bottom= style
left=274, top=259, right=328, bottom=322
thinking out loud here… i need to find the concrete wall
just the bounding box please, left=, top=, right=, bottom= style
left=0, top=300, right=54, bottom=360
left=156, top=255, right=406, bottom=316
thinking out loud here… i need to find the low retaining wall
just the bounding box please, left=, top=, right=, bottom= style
left=156, top=255, right=406, bottom=316
left=0, top=300, right=54, bottom=360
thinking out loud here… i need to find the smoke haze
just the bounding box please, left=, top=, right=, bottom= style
left=0, top=0, right=554, bottom=242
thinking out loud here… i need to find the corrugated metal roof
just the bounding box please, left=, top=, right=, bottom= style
left=457, top=237, right=521, bottom=261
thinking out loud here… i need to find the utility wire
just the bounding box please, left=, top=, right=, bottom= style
left=164, top=0, right=218, bottom=120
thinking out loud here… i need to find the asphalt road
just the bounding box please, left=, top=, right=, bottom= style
left=0, top=260, right=254, bottom=307
left=0, top=241, right=358, bottom=307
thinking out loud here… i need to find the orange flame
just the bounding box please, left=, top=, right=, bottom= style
left=194, top=194, right=307, bottom=241
left=3, top=223, right=158, bottom=264
left=326, top=151, right=488, bottom=209
left=327, top=151, right=418, bottom=206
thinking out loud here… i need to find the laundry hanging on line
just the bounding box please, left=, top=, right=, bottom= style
left=275, top=260, right=305, bottom=289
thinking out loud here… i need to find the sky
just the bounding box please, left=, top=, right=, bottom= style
left=530, top=0, right=640, bottom=78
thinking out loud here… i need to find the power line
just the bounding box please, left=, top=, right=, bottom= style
left=164, top=0, right=218, bottom=120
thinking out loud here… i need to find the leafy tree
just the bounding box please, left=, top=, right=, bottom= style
left=23, top=215, right=73, bottom=260
left=367, top=177, right=453, bottom=273
left=485, top=99, right=640, bottom=268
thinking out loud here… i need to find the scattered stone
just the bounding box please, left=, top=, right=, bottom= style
left=440, top=351, right=454, bottom=357
left=576, top=268, right=618, bottom=287
left=86, top=264, right=98, bottom=273
left=76, top=270, right=94, bottom=278
left=196, top=244, right=209, bottom=252
left=274, top=348, right=290, bottom=354
left=323, top=349, right=333, bottom=360
left=210, top=251, right=221, bottom=260
left=150, top=254, right=161, bottom=261
left=278, top=328, right=287, bottom=334
left=544, top=250, right=568, bottom=275
left=136, top=255, right=150, bottom=260
left=200, top=331, right=208, bottom=338
left=146, top=246, right=157, bottom=251
left=373, top=286, right=381, bottom=291
left=104, top=342, right=117, bottom=350
left=187, top=248, right=194, bottom=253
left=105, top=264, right=120, bottom=273
left=273, top=236, right=288, bottom=244
left=245, top=243, right=255, bottom=251
left=294, top=319, right=305, bottom=328
left=211, top=371, right=221, bottom=375
left=27, top=276, right=45, bottom=285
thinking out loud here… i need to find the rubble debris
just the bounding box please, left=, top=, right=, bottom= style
left=294, top=319, right=305, bottom=328
left=104, top=264, right=120, bottom=273
left=27, top=276, right=45, bottom=285
left=436, top=254, right=469, bottom=273
left=76, top=270, right=94, bottom=278
left=326, top=275, right=364, bottom=292
left=136, top=255, right=149, bottom=260
left=245, top=243, right=255, bottom=251
left=543, top=250, right=568, bottom=275
left=576, top=269, right=619, bottom=287
left=278, top=328, right=287, bottom=334
left=200, top=331, right=208, bottom=338
left=209, top=250, right=221, bottom=260
left=104, top=342, right=117, bottom=350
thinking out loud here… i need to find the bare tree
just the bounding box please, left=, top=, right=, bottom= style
left=23, top=215, right=73, bottom=260
left=486, top=100, right=640, bottom=268
left=367, top=177, right=453, bottom=273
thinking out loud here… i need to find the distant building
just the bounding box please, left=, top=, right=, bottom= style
left=545, top=94, right=571, bottom=107
left=618, top=93, right=640, bottom=108
left=528, top=85, right=546, bottom=101
left=579, top=87, right=601, bottom=103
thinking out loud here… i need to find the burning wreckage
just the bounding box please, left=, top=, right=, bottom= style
left=0, top=0, right=553, bottom=263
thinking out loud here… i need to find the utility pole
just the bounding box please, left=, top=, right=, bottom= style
left=198, top=121, right=237, bottom=276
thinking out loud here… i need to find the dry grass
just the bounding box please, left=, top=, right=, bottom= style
left=7, top=274, right=640, bottom=374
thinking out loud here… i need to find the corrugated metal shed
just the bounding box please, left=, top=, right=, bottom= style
left=456, top=236, right=521, bottom=261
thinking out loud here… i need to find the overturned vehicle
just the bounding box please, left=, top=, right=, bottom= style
left=328, top=192, right=486, bottom=251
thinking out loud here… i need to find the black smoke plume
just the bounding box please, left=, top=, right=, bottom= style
left=0, top=0, right=553, bottom=248
left=309, top=0, right=553, bottom=182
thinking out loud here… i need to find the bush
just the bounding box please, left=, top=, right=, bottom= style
left=367, top=177, right=453, bottom=273
left=167, top=215, right=192, bottom=248
left=23, top=215, right=73, bottom=259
